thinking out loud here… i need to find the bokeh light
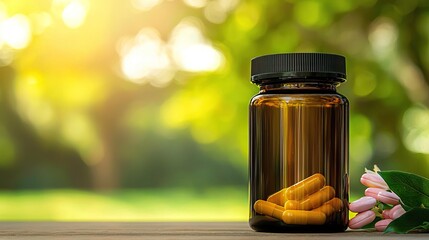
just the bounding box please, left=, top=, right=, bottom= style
left=0, top=14, right=31, bottom=49
left=169, top=19, right=223, bottom=72
left=119, top=28, right=173, bottom=85
left=402, top=106, right=429, bottom=154
left=369, top=17, right=398, bottom=57
left=53, top=0, right=89, bottom=29
left=353, top=71, right=377, bottom=97
left=203, top=0, right=238, bottom=24
left=294, top=0, right=326, bottom=27
left=233, top=2, right=259, bottom=31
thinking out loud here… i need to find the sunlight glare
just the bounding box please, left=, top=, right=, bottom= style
left=0, top=2, right=7, bottom=21
left=169, top=20, right=223, bottom=72
left=120, top=28, right=173, bottom=85
left=61, top=0, right=89, bottom=29
left=176, top=44, right=222, bottom=72
left=0, top=14, right=31, bottom=49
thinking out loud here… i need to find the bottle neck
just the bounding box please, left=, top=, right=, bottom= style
left=259, top=81, right=339, bottom=94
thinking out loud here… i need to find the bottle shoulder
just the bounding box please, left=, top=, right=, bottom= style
left=250, top=92, right=349, bottom=107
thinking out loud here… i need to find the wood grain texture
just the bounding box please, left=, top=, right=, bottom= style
left=0, top=222, right=427, bottom=239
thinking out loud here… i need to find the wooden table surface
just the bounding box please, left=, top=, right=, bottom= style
left=0, top=222, right=426, bottom=239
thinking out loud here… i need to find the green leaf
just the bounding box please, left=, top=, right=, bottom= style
left=378, top=171, right=429, bottom=208
left=419, top=222, right=429, bottom=230
left=385, top=208, right=429, bottom=233
left=402, top=204, right=413, bottom=211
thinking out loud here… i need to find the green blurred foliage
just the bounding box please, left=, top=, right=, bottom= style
left=0, top=0, right=428, bottom=202
left=0, top=188, right=247, bottom=221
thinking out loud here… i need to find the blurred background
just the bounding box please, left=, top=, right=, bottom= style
left=0, top=0, right=428, bottom=221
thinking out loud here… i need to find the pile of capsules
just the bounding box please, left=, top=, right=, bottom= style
left=348, top=170, right=405, bottom=231
left=254, top=173, right=343, bottom=225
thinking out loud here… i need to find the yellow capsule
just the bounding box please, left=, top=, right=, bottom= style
left=312, top=203, right=335, bottom=216
left=282, top=210, right=326, bottom=225
left=285, top=173, right=325, bottom=200
left=312, top=197, right=343, bottom=216
left=267, top=188, right=287, bottom=206
left=284, top=200, right=301, bottom=210
left=299, top=186, right=335, bottom=210
left=254, top=200, right=284, bottom=220
left=326, top=197, right=343, bottom=211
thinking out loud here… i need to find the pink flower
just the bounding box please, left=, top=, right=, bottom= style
left=349, top=165, right=407, bottom=231
left=375, top=219, right=393, bottom=232
left=360, top=173, right=389, bottom=189
left=377, top=191, right=400, bottom=205
left=349, top=210, right=376, bottom=229
left=389, top=205, right=406, bottom=219
left=349, top=196, right=377, bottom=213
left=382, top=209, right=391, bottom=219
left=365, top=188, right=400, bottom=205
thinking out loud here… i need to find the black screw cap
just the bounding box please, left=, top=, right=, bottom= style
left=251, top=53, right=346, bottom=83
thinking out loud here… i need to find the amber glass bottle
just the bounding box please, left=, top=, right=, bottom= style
left=249, top=53, right=349, bottom=232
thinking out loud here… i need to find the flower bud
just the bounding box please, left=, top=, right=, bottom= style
left=382, top=209, right=391, bottom=219
left=360, top=173, right=389, bottom=189
left=375, top=219, right=393, bottom=232
left=349, top=196, right=376, bottom=213
left=389, top=205, right=406, bottom=219
left=377, top=191, right=400, bottom=205
left=348, top=210, right=376, bottom=229
left=365, top=188, right=400, bottom=205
